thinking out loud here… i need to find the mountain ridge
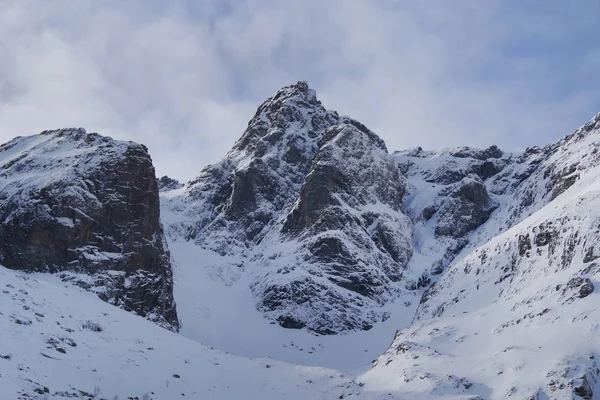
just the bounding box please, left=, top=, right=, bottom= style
left=1, top=82, right=600, bottom=399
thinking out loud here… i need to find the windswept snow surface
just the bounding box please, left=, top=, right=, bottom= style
left=0, top=265, right=396, bottom=400
left=167, top=239, right=419, bottom=372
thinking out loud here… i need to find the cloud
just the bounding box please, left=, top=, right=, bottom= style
left=0, top=0, right=599, bottom=180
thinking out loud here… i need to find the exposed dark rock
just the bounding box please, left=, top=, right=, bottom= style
left=277, top=315, right=307, bottom=330
left=518, top=234, right=532, bottom=256
left=533, top=224, right=557, bottom=247
left=424, top=168, right=467, bottom=185
left=477, top=160, right=504, bottom=180
left=435, top=176, right=498, bottom=238
left=157, top=175, right=183, bottom=191
left=430, top=262, right=444, bottom=275
left=394, top=145, right=511, bottom=290
left=543, top=355, right=599, bottom=400
left=422, top=205, right=438, bottom=221
left=449, top=145, right=503, bottom=160
left=583, top=247, right=598, bottom=263
left=0, top=128, right=178, bottom=330
left=548, top=163, right=579, bottom=200
left=368, top=110, right=600, bottom=398
left=579, top=280, right=594, bottom=298
left=557, top=277, right=595, bottom=303
left=418, top=147, right=509, bottom=185
left=176, top=81, right=341, bottom=254
left=573, top=375, right=594, bottom=399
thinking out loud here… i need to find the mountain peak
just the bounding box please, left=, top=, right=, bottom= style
left=163, top=80, right=410, bottom=334
left=232, top=81, right=336, bottom=157
left=41, top=127, right=86, bottom=135
left=40, top=127, right=89, bottom=141
left=269, top=80, right=318, bottom=106
left=247, top=80, right=322, bottom=126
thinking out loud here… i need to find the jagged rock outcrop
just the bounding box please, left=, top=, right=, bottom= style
left=157, top=175, right=183, bottom=191
left=257, top=122, right=412, bottom=334
left=433, top=176, right=498, bottom=238
left=394, top=147, right=510, bottom=287
left=0, top=128, right=178, bottom=330
left=166, top=81, right=341, bottom=255
left=162, top=82, right=413, bottom=334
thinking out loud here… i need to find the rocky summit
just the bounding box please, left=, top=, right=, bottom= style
left=162, top=82, right=413, bottom=334
left=0, top=128, right=178, bottom=330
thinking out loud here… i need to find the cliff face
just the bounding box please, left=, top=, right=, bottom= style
left=0, top=128, right=178, bottom=330
left=257, top=122, right=413, bottom=334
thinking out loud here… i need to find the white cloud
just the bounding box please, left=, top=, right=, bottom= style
left=0, top=0, right=598, bottom=180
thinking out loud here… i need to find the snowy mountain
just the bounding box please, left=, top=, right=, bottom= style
left=160, top=83, right=600, bottom=398
left=0, top=128, right=178, bottom=330
left=1, top=83, right=600, bottom=399
left=363, top=112, right=600, bottom=399
left=162, top=82, right=413, bottom=334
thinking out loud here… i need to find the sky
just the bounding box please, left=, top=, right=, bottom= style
left=1, top=0, right=599, bottom=181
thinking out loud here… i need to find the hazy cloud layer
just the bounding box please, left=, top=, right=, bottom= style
left=1, top=0, right=599, bottom=180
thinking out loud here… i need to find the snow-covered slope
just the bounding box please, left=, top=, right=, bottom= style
left=0, top=264, right=379, bottom=400
left=362, top=113, right=600, bottom=399
left=166, top=238, right=420, bottom=372
left=162, top=82, right=414, bottom=334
